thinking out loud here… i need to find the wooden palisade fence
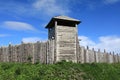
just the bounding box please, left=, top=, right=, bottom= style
left=0, top=40, right=120, bottom=64
left=0, top=40, right=55, bottom=64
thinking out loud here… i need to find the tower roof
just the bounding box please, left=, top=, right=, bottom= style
left=45, top=15, right=81, bottom=28
left=54, top=15, right=80, bottom=22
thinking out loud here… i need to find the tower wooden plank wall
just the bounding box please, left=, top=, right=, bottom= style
left=46, top=16, right=81, bottom=62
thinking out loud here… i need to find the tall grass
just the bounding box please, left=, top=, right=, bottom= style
left=0, top=61, right=120, bottom=80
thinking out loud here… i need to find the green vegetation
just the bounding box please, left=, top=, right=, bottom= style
left=0, top=61, right=120, bottom=80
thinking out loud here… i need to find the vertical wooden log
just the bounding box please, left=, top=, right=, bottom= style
left=0, top=47, right=1, bottom=62
left=50, top=40, right=54, bottom=64
left=2, top=47, right=5, bottom=62
left=39, top=42, right=42, bottom=63
left=12, top=46, right=14, bottom=62
left=15, top=45, right=17, bottom=62
left=6, top=47, right=8, bottom=62
left=44, top=41, right=47, bottom=64
left=36, top=42, right=40, bottom=63
left=20, top=42, right=25, bottom=62
left=18, top=45, right=21, bottom=62
left=55, top=21, right=58, bottom=62
left=0, top=47, right=2, bottom=62
left=119, top=54, right=120, bottom=63
left=116, top=54, right=119, bottom=63
left=48, top=40, right=51, bottom=64
left=32, top=43, right=35, bottom=64
left=95, top=51, right=99, bottom=63
left=101, top=53, right=104, bottom=63
left=1, top=47, right=3, bottom=62
left=16, top=46, right=18, bottom=62
left=46, top=40, right=49, bottom=64
left=51, top=40, right=54, bottom=63
left=78, top=46, right=85, bottom=63
left=88, top=50, right=92, bottom=63
left=113, top=52, right=115, bottom=63
left=41, top=42, right=43, bottom=63
left=87, top=46, right=89, bottom=50
left=103, top=49, right=106, bottom=63
left=77, top=46, right=81, bottom=63
left=49, top=40, right=51, bottom=64
left=106, top=53, right=109, bottom=63
left=36, top=42, right=39, bottom=63
left=118, top=54, right=120, bottom=63
left=92, top=48, right=95, bottom=63
left=84, top=48, right=86, bottom=63
left=85, top=47, right=89, bottom=63
left=37, top=42, right=41, bottom=63
left=49, top=40, right=52, bottom=64
left=109, top=52, right=113, bottom=63
left=98, top=49, right=101, bottom=63
left=8, top=43, right=12, bottom=62
left=41, top=42, right=44, bottom=63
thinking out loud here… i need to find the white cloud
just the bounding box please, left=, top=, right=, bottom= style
left=0, top=0, right=119, bottom=18
left=96, top=36, right=120, bottom=53
left=2, top=21, right=38, bottom=31
left=22, top=37, right=43, bottom=43
left=79, top=35, right=120, bottom=53
left=78, top=36, right=96, bottom=47
left=0, top=0, right=69, bottom=18
left=103, top=0, right=120, bottom=4
left=32, top=0, right=69, bottom=16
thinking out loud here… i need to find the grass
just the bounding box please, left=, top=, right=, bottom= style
left=0, top=61, right=120, bottom=80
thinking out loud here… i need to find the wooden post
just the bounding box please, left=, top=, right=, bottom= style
left=55, top=21, right=58, bottom=62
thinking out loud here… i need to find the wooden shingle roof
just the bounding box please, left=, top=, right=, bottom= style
left=45, top=15, right=81, bottom=28
left=54, top=15, right=80, bottom=22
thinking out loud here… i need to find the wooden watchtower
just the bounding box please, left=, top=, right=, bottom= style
left=45, top=16, right=81, bottom=62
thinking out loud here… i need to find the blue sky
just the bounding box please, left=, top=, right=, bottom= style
left=0, top=0, right=120, bottom=53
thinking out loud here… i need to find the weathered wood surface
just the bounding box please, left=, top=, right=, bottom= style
left=0, top=40, right=55, bottom=64
left=56, top=25, right=77, bottom=62
left=0, top=40, right=120, bottom=63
